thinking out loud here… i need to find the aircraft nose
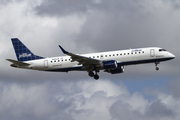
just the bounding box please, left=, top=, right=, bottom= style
left=169, top=53, right=175, bottom=59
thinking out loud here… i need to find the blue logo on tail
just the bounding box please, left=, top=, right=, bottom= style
left=11, top=38, right=44, bottom=62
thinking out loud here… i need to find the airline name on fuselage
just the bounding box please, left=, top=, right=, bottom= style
left=52, top=58, right=60, bottom=60
left=131, top=49, right=142, bottom=52
left=19, top=53, right=31, bottom=58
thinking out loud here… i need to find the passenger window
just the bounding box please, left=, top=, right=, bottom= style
left=109, top=55, right=111, bottom=57
left=124, top=53, right=126, bottom=55
left=117, top=54, right=118, bottom=56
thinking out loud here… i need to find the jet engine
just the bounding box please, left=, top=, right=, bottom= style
left=101, top=60, right=118, bottom=69
left=104, top=66, right=124, bottom=74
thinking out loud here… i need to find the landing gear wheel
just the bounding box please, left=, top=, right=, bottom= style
left=88, top=71, right=94, bottom=77
left=155, top=62, right=160, bottom=71
left=94, top=74, right=99, bottom=80
left=156, top=67, right=159, bottom=71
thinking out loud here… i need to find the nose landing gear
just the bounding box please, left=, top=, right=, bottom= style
left=156, top=66, right=159, bottom=71
left=155, top=62, right=160, bottom=71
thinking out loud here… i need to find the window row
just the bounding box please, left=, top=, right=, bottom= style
left=51, top=59, right=71, bottom=63
left=50, top=51, right=145, bottom=63
left=90, top=51, right=145, bottom=58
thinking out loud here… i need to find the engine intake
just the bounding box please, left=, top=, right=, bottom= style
left=101, top=60, right=118, bottom=69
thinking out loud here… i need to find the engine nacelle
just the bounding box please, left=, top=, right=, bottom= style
left=104, top=66, right=124, bottom=74
left=101, top=60, right=118, bottom=69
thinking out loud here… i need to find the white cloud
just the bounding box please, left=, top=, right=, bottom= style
left=1, top=79, right=180, bottom=120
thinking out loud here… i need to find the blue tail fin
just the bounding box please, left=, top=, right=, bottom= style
left=11, top=38, right=44, bottom=62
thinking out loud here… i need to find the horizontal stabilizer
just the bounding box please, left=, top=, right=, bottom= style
left=6, top=59, right=30, bottom=66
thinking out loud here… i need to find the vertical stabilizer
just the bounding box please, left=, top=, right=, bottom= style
left=11, top=38, right=44, bottom=62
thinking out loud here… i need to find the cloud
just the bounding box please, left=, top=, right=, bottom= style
left=0, top=79, right=180, bottom=120
left=145, top=99, right=174, bottom=118
left=34, top=0, right=101, bottom=17
left=168, top=79, right=180, bottom=98
left=0, top=0, right=180, bottom=119
left=0, top=82, right=57, bottom=120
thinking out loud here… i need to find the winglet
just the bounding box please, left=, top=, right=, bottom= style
left=59, top=45, right=69, bottom=54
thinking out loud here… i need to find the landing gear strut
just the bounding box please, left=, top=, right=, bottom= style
left=88, top=71, right=99, bottom=80
left=155, top=62, right=160, bottom=71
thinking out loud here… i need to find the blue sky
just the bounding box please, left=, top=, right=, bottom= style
left=0, top=0, right=180, bottom=120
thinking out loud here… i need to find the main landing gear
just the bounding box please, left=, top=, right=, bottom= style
left=88, top=71, right=99, bottom=80
left=155, top=62, right=160, bottom=71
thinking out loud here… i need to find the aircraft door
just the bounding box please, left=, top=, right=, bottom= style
left=150, top=49, right=155, bottom=57
left=44, top=60, right=48, bottom=68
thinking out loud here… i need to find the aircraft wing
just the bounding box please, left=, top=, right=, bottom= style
left=6, top=59, right=30, bottom=66
left=59, top=45, right=100, bottom=66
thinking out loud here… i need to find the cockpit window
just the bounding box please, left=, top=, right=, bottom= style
left=159, top=49, right=167, bottom=52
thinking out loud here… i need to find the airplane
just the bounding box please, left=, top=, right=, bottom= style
left=7, top=38, right=175, bottom=80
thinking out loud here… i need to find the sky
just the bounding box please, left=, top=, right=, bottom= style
left=0, top=0, right=180, bottom=120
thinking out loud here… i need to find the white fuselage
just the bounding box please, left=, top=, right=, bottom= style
left=19, top=47, right=175, bottom=72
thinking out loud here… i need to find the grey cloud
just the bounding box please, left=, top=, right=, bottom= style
left=165, top=0, right=180, bottom=9
left=34, top=0, right=176, bottom=53
left=35, top=0, right=97, bottom=16
left=0, top=0, right=12, bottom=5
left=110, top=96, right=176, bottom=120
left=145, top=99, right=175, bottom=118
left=0, top=0, right=25, bottom=6
left=34, top=0, right=146, bottom=17
left=168, top=79, right=180, bottom=98
left=109, top=100, right=142, bottom=120
left=74, top=1, right=175, bottom=51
